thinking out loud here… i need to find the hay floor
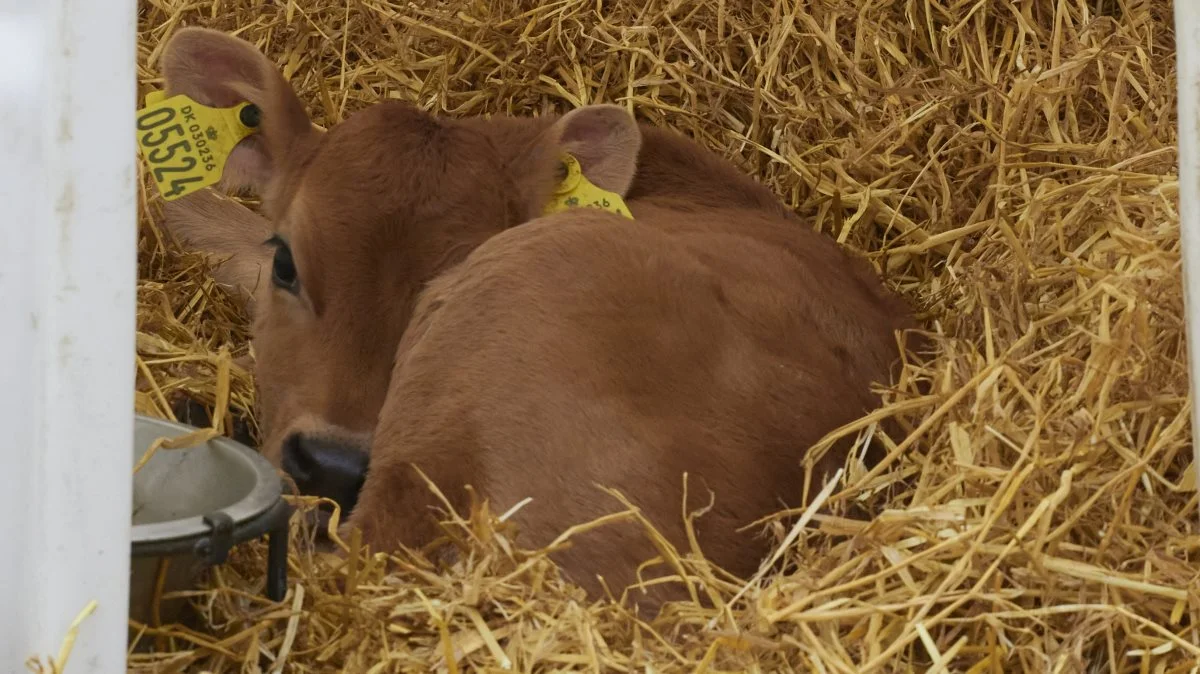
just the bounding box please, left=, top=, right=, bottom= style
left=130, top=0, right=1199, bottom=671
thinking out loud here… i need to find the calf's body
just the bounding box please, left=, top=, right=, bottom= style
left=359, top=207, right=913, bottom=604
left=158, top=28, right=918, bottom=611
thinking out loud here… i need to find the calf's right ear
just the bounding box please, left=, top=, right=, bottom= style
left=161, top=27, right=318, bottom=196
left=160, top=190, right=273, bottom=312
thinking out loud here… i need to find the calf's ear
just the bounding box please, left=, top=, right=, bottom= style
left=160, top=189, right=272, bottom=312
left=546, top=104, right=642, bottom=196
left=161, top=27, right=319, bottom=196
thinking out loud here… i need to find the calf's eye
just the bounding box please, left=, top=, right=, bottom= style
left=265, top=235, right=300, bottom=292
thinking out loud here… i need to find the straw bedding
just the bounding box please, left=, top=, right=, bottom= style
left=126, top=0, right=1198, bottom=671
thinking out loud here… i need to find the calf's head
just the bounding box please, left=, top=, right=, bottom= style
left=159, top=28, right=642, bottom=513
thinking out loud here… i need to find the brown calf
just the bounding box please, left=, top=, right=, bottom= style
left=158, top=28, right=918, bottom=610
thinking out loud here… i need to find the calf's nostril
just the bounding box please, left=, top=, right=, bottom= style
left=281, top=433, right=316, bottom=486
left=279, top=433, right=370, bottom=516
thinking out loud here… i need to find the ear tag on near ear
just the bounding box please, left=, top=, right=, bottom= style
left=543, top=153, right=633, bottom=219
left=135, top=90, right=261, bottom=201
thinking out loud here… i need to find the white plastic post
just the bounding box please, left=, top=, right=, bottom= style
left=0, top=2, right=137, bottom=672
left=1176, top=3, right=1200, bottom=516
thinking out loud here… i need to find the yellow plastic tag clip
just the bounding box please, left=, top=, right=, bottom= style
left=135, top=90, right=261, bottom=201
left=543, top=153, right=633, bottom=219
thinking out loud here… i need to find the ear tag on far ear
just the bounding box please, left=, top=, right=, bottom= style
left=135, top=90, right=261, bottom=201
left=543, top=153, right=633, bottom=219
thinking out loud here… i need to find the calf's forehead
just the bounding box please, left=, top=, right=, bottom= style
left=329, top=105, right=498, bottom=179
left=269, top=105, right=524, bottom=311
left=283, top=105, right=514, bottom=231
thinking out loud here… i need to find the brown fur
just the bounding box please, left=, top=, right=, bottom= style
left=159, top=28, right=919, bottom=613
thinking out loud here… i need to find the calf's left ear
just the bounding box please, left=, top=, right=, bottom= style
left=547, top=104, right=642, bottom=196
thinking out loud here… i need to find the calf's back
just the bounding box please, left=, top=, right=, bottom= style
left=352, top=205, right=916, bottom=608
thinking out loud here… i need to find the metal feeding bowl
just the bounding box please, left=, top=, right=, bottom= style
left=130, top=414, right=291, bottom=628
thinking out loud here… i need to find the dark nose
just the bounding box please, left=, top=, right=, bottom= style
left=281, top=433, right=369, bottom=516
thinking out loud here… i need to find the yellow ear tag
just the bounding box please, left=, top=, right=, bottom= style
left=543, top=153, right=633, bottom=219
left=135, top=90, right=261, bottom=201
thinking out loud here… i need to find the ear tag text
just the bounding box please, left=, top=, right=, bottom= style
left=543, top=153, right=633, bottom=219
left=135, top=90, right=261, bottom=201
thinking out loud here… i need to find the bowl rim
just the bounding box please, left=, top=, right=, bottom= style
left=131, top=414, right=283, bottom=548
